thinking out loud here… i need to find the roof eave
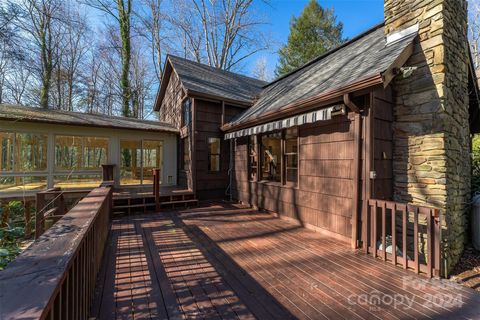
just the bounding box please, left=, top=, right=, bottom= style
left=0, top=116, right=179, bottom=134
left=221, top=73, right=384, bottom=132
left=186, top=89, right=254, bottom=108
left=153, top=57, right=174, bottom=111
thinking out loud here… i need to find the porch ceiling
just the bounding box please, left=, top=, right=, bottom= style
left=91, top=202, right=480, bottom=319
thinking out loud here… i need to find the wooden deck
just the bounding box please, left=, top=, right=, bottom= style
left=91, top=202, right=480, bottom=320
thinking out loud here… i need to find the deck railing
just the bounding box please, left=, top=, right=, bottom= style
left=364, top=199, right=442, bottom=278
left=35, top=188, right=91, bottom=238
left=0, top=187, right=112, bottom=320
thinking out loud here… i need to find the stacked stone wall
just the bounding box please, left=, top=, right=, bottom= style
left=385, top=0, right=470, bottom=272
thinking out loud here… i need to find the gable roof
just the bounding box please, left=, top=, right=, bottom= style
left=223, top=23, right=418, bottom=131
left=154, top=55, right=267, bottom=110
left=0, top=104, right=178, bottom=133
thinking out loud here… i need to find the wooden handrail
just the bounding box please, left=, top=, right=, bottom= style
left=35, top=189, right=91, bottom=238
left=365, top=199, right=441, bottom=278
left=0, top=187, right=112, bottom=320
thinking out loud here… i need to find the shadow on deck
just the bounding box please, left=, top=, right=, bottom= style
left=91, top=201, right=480, bottom=320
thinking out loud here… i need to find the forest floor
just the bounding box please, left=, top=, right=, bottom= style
left=450, top=244, right=480, bottom=292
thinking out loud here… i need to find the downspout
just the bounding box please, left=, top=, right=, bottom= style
left=226, top=138, right=233, bottom=202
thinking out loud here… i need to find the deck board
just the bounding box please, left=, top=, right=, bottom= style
left=91, top=202, right=480, bottom=320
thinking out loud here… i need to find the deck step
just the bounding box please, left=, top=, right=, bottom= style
left=160, top=199, right=198, bottom=205
left=111, top=191, right=199, bottom=215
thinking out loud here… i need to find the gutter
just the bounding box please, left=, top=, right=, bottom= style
left=221, top=73, right=383, bottom=132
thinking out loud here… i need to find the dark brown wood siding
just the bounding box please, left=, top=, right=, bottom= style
left=159, top=71, right=185, bottom=129
left=195, top=100, right=245, bottom=199
left=371, top=87, right=394, bottom=200
left=232, top=111, right=360, bottom=241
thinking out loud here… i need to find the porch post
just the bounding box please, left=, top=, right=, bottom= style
left=47, top=133, right=55, bottom=189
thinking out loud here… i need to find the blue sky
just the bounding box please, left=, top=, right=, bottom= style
left=249, top=0, right=385, bottom=78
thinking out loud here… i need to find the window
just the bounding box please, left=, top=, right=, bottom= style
left=284, top=127, right=298, bottom=184
left=83, top=137, right=109, bottom=169
left=55, top=136, right=82, bottom=170
left=208, top=137, right=221, bottom=172
left=55, top=135, right=108, bottom=171
left=120, top=140, right=142, bottom=185
left=0, top=132, right=14, bottom=171
left=0, top=131, right=47, bottom=172
left=183, top=137, right=190, bottom=170
left=254, top=127, right=298, bottom=185
left=0, top=131, right=48, bottom=193
left=54, top=135, right=109, bottom=189
left=261, top=132, right=281, bottom=182
left=16, top=133, right=48, bottom=171
left=248, top=135, right=258, bottom=181
left=182, top=98, right=192, bottom=127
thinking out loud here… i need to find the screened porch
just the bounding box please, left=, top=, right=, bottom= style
left=0, top=106, right=178, bottom=196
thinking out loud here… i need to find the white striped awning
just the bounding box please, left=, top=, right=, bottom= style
left=224, top=104, right=344, bottom=140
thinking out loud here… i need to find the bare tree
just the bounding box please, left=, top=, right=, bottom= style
left=19, top=0, right=61, bottom=109
left=252, top=55, right=269, bottom=81
left=62, top=8, right=89, bottom=111
left=170, top=0, right=203, bottom=61
left=180, top=0, right=269, bottom=71
left=470, top=0, right=480, bottom=69
left=84, top=49, right=102, bottom=113
left=5, top=62, right=32, bottom=104
left=137, top=0, right=168, bottom=82
left=130, top=46, right=155, bottom=119
left=0, top=2, right=22, bottom=104
left=85, top=0, right=132, bottom=117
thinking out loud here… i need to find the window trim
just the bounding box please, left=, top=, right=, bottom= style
left=251, top=127, right=299, bottom=187
left=181, top=98, right=192, bottom=128
left=207, top=137, right=221, bottom=173
left=248, top=135, right=258, bottom=182
left=283, top=129, right=299, bottom=187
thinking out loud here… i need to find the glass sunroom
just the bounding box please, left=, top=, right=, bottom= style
left=0, top=105, right=178, bottom=196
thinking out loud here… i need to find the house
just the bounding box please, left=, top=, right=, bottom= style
left=155, top=55, right=266, bottom=199
left=0, top=0, right=478, bottom=276
left=4, top=1, right=480, bottom=318
left=156, top=0, right=480, bottom=274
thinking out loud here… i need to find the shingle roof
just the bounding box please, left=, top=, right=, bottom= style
left=0, top=104, right=178, bottom=133
left=227, top=24, right=417, bottom=128
left=167, top=55, right=267, bottom=104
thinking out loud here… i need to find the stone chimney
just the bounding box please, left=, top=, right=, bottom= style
left=385, top=0, right=470, bottom=273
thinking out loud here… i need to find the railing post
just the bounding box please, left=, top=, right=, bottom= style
left=433, top=209, right=441, bottom=278
left=24, top=201, right=32, bottom=239
left=153, top=169, right=160, bottom=211
left=35, top=192, right=45, bottom=239
left=101, top=164, right=115, bottom=183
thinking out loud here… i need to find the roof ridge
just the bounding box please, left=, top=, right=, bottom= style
left=265, top=22, right=385, bottom=88
left=166, top=54, right=268, bottom=85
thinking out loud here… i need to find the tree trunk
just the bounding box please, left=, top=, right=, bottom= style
left=118, top=0, right=131, bottom=117
left=39, top=25, right=52, bottom=109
